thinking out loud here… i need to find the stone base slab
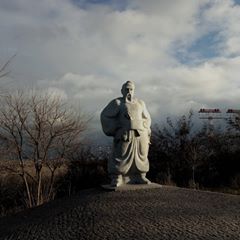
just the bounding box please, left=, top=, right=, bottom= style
left=101, top=183, right=162, bottom=191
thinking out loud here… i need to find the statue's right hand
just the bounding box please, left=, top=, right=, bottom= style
left=115, top=128, right=128, bottom=142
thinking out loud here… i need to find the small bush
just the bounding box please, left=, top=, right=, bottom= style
left=56, top=158, right=108, bottom=197
left=0, top=174, right=24, bottom=216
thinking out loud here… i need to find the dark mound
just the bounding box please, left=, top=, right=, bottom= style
left=0, top=186, right=240, bottom=240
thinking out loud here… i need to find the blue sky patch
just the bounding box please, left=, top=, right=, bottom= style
left=234, top=0, right=240, bottom=5
left=176, top=31, right=221, bottom=65
left=71, top=0, right=128, bottom=11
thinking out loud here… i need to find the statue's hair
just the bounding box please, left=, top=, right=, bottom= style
left=121, top=81, right=135, bottom=95
left=121, top=81, right=135, bottom=90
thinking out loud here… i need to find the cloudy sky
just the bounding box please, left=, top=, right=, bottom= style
left=1, top=0, right=240, bottom=140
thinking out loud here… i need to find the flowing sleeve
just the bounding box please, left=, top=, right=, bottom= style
left=100, top=99, right=120, bottom=136
left=140, top=100, right=151, bottom=132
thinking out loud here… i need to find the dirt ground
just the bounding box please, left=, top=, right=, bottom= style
left=0, top=186, right=240, bottom=240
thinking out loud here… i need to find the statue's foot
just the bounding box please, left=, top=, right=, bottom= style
left=138, top=174, right=151, bottom=184
left=128, top=174, right=151, bottom=184
left=138, top=177, right=151, bottom=184
left=110, top=175, right=123, bottom=187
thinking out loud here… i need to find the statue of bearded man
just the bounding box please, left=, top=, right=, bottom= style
left=101, top=81, right=151, bottom=187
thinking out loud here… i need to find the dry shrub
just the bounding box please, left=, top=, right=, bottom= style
left=230, top=174, right=240, bottom=189
left=0, top=174, right=24, bottom=216
left=57, top=158, right=108, bottom=197
left=0, top=152, right=108, bottom=216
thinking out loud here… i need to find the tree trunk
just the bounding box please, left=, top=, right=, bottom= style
left=192, top=165, right=196, bottom=189
left=37, top=170, right=42, bottom=205
left=47, top=169, right=55, bottom=201
left=22, top=173, right=32, bottom=208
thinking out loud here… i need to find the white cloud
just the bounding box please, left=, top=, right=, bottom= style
left=1, top=0, right=240, bottom=141
left=202, top=0, right=240, bottom=56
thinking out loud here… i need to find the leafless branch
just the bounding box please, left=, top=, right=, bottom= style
left=0, top=54, right=16, bottom=78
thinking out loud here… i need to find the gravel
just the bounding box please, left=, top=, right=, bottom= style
left=0, top=186, right=240, bottom=240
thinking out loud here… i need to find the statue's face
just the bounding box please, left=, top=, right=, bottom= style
left=122, top=84, right=135, bottom=102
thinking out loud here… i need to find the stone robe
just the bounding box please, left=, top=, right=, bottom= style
left=101, top=97, right=151, bottom=176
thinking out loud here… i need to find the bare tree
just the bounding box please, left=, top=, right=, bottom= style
left=183, top=135, right=206, bottom=189
left=150, top=110, right=206, bottom=187
left=0, top=55, right=16, bottom=98
left=0, top=55, right=16, bottom=78
left=0, top=90, right=88, bottom=207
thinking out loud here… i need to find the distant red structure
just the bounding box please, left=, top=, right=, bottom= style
left=198, top=108, right=222, bottom=120
left=226, top=109, right=240, bottom=125
left=199, top=108, right=240, bottom=132
left=226, top=109, right=240, bottom=114
left=199, top=108, right=221, bottom=113
left=198, top=108, right=223, bottom=136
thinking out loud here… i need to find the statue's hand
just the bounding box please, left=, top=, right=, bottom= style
left=114, top=128, right=128, bottom=142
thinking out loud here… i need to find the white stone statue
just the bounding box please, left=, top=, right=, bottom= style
left=101, top=81, right=151, bottom=187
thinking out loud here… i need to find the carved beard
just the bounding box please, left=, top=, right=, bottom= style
left=126, top=93, right=132, bottom=102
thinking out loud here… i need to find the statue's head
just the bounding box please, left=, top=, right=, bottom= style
left=121, top=81, right=135, bottom=102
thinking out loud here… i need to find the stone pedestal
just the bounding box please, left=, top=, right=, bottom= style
left=101, top=183, right=162, bottom=192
